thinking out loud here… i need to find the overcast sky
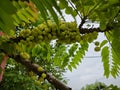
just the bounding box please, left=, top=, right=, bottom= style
left=63, top=14, right=120, bottom=90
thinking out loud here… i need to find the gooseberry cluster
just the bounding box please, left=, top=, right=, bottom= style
left=81, top=31, right=98, bottom=43
left=18, top=20, right=81, bottom=45
left=28, top=66, right=47, bottom=86
left=14, top=19, right=99, bottom=47
left=11, top=20, right=98, bottom=59
left=94, top=41, right=101, bottom=52
left=20, top=52, right=30, bottom=59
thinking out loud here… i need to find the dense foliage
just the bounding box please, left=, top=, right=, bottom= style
left=0, top=0, right=120, bottom=90
left=81, top=82, right=120, bottom=90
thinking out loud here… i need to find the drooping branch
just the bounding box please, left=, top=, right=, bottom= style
left=12, top=55, right=72, bottom=90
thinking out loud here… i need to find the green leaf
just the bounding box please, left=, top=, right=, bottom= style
left=101, top=46, right=110, bottom=78
left=0, top=0, right=16, bottom=14
left=12, top=14, right=21, bottom=26
left=111, top=49, right=120, bottom=78
left=0, top=8, right=14, bottom=34
left=25, top=7, right=38, bottom=20
left=70, top=62, right=77, bottom=69
left=61, top=56, right=69, bottom=68
left=32, top=45, right=41, bottom=57
left=108, top=0, right=119, bottom=5
left=31, top=0, right=48, bottom=23
left=69, top=43, right=78, bottom=56
left=53, top=45, right=68, bottom=66
left=71, top=42, right=88, bottom=68
left=58, top=0, right=68, bottom=9
left=43, top=0, right=59, bottom=25
left=21, top=8, right=36, bottom=22
left=65, top=7, right=73, bottom=14
left=68, top=65, right=72, bottom=71
left=12, top=1, right=21, bottom=10
left=48, top=0, right=64, bottom=20
left=100, top=21, right=107, bottom=30
left=16, top=11, right=29, bottom=23
left=100, top=40, right=108, bottom=48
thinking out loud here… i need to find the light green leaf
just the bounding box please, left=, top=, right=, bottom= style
left=101, top=46, right=110, bottom=78
left=16, top=11, right=29, bottom=23
left=32, top=45, right=41, bottom=57
left=111, top=48, right=120, bottom=78
left=69, top=43, right=78, bottom=56
left=70, top=62, right=77, bottom=69
left=71, top=42, right=88, bottom=67
left=21, top=8, right=36, bottom=22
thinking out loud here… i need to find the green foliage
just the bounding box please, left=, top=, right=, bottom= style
left=0, top=0, right=39, bottom=35
left=81, top=82, right=107, bottom=90
left=0, top=54, right=66, bottom=90
left=68, top=42, right=88, bottom=71
left=107, top=84, right=120, bottom=90
left=12, top=1, right=39, bottom=25
left=105, top=25, right=120, bottom=77
left=53, top=44, right=69, bottom=67
left=0, top=58, right=43, bottom=90
left=81, top=82, right=120, bottom=90
left=0, top=0, right=120, bottom=89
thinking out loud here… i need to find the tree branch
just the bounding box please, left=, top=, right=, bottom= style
left=79, top=17, right=87, bottom=29
left=79, top=26, right=113, bottom=34
left=12, top=55, right=72, bottom=90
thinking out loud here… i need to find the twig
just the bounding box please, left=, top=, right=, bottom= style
left=68, top=0, right=82, bottom=20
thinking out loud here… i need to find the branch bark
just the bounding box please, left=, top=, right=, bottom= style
left=12, top=55, right=72, bottom=90
left=78, top=16, right=113, bottom=34
left=79, top=27, right=112, bottom=34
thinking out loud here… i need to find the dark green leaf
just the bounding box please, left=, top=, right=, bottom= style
left=0, top=0, right=16, bottom=14
left=68, top=65, right=72, bottom=71
left=31, top=0, right=48, bottom=23
left=100, top=40, right=108, bottom=48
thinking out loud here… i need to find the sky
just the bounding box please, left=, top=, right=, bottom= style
left=63, top=14, right=120, bottom=90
